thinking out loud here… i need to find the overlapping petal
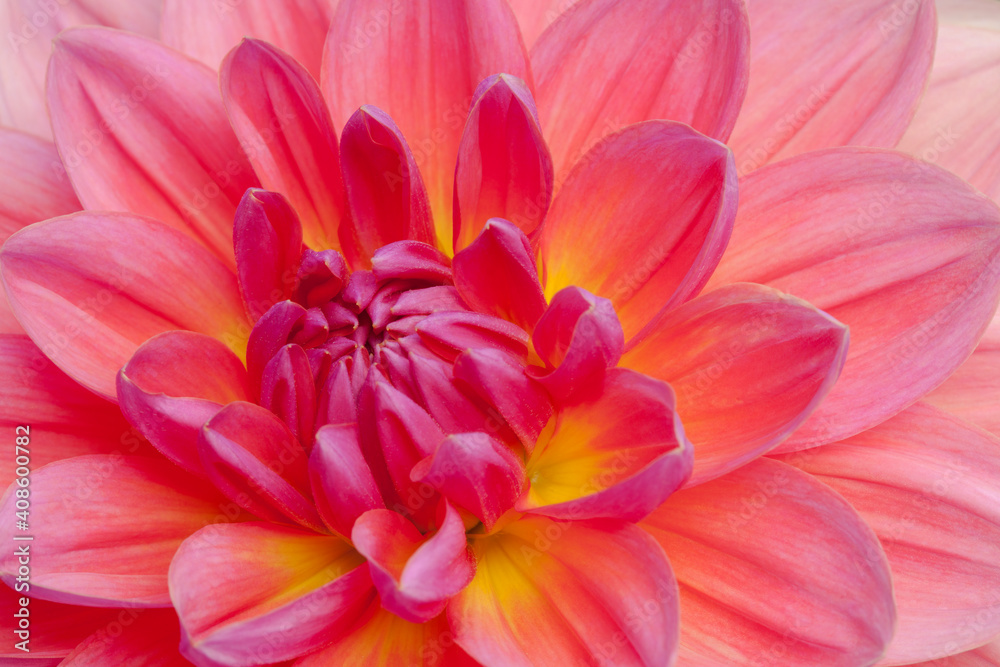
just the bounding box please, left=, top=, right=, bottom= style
left=58, top=609, right=188, bottom=667
left=0, top=586, right=120, bottom=661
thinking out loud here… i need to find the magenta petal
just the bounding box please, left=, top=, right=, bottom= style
left=246, top=300, right=308, bottom=397
left=416, top=311, right=530, bottom=362
left=371, top=241, right=453, bottom=284
left=352, top=503, right=475, bottom=623
left=310, top=424, right=385, bottom=538
left=260, top=344, right=317, bottom=448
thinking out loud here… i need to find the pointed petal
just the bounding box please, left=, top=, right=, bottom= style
left=310, top=424, right=385, bottom=538
left=540, top=121, right=737, bottom=342
left=0, top=456, right=233, bottom=607
left=162, top=0, right=334, bottom=78
left=898, top=2, right=1000, bottom=202
left=777, top=404, right=1000, bottom=664
left=323, top=0, right=531, bottom=241
left=0, top=212, right=249, bottom=400
left=222, top=39, right=348, bottom=251
left=338, top=106, right=436, bottom=268
left=642, top=458, right=896, bottom=666
left=59, top=609, right=188, bottom=667
left=709, top=149, right=1000, bottom=450
left=453, top=75, right=553, bottom=252
left=260, top=344, right=317, bottom=447
left=246, top=300, right=309, bottom=397
left=352, top=503, right=475, bottom=623
left=506, top=0, right=581, bottom=49
left=729, top=0, right=936, bottom=173
left=118, top=331, right=252, bottom=477
left=925, top=347, right=1000, bottom=436
left=518, top=368, right=693, bottom=521
left=170, top=522, right=372, bottom=666
left=450, top=516, right=679, bottom=667
left=622, top=283, right=850, bottom=486
left=532, top=0, right=750, bottom=181
left=47, top=27, right=258, bottom=266
left=453, top=218, right=546, bottom=330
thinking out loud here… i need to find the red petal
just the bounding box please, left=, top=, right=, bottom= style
left=643, top=458, right=896, bottom=666
left=532, top=0, right=749, bottom=181
left=622, top=283, right=849, bottom=486
left=539, top=121, right=737, bottom=341
left=0, top=585, right=120, bottom=660
left=260, top=344, right=317, bottom=447
left=310, top=424, right=385, bottom=538
left=709, top=149, right=1000, bottom=450
left=0, top=212, right=249, bottom=400
left=59, top=609, right=188, bottom=667
left=730, top=0, right=936, bottom=173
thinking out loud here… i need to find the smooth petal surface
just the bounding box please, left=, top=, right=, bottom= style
left=777, top=404, right=1000, bottom=665
left=898, top=0, right=1000, bottom=202
left=519, top=369, right=693, bottom=521
left=506, top=0, right=582, bottom=48
left=0, top=213, right=249, bottom=400
left=532, top=0, right=749, bottom=180
left=540, top=121, right=737, bottom=342
left=222, top=39, right=348, bottom=251
left=59, top=609, right=188, bottom=667
left=323, top=0, right=531, bottom=241
left=0, top=456, right=229, bottom=607
left=47, top=27, right=258, bottom=266
left=0, top=585, right=120, bottom=660
left=450, top=516, right=679, bottom=667
left=162, top=0, right=334, bottom=78
left=729, top=0, right=936, bottom=173
left=709, top=149, right=1000, bottom=450
left=0, top=334, right=136, bottom=487
left=642, top=458, right=896, bottom=666
left=260, top=343, right=317, bottom=446
left=310, top=424, right=385, bottom=538
left=622, top=283, right=849, bottom=486
left=905, top=641, right=1000, bottom=667
left=170, top=522, right=372, bottom=667
left=338, top=106, right=436, bottom=268
left=0, top=130, right=80, bottom=333
left=453, top=75, right=553, bottom=251
left=924, top=347, right=1000, bottom=436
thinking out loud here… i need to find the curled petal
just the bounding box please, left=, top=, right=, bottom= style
left=352, top=503, right=475, bottom=623
left=540, top=121, right=737, bottom=341
left=371, top=241, right=453, bottom=284
left=518, top=369, right=693, bottom=522
left=416, top=311, right=529, bottom=362
left=310, top=424, right=385, bottom=538
left=246, top=300, right=308, bottom=396
left=260, top=344, right=317, bottom=447
left=409, top=353, right=508, bottom=437
left=643, top=458, right=896, bottom=666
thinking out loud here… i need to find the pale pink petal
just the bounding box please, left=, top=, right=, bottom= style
left=532, top=0, right=749, bottom=181
left=0, top=455, right=233, bottom=607
left=47, top=27, right=259, bottom=266
left=621, top=283, right=849, bottom=486
left=897, top=0, right=1000, bottom=202
left=776, top=404, right=1000, bottom=665
left=540, top=121, right=737, bottom=342
left=903, top=640, right=1000, bottom=667
left=0, top=212, right=249, bottom=400
left=162, top=0, right=335, bottom=78
left=59, top=609, right=188, bottom=666
left=642, top=458, right=895, bottom=666
left=924, top=348, right=1000, bottom=436
left=450, top=516, right=679, bottom=666
left=709, top=149, right=1000, bottom=451
left=729, top=0, right=936, bottom=174
left=170, top=522, right=373, bottom=666
left=221, top=39, right=348, bottom=251
left=506, top=0, right=582, bottom=49
left=322, top=0, right=531, bottom=242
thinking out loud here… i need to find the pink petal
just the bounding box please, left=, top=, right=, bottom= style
left=517, top=368, right=693, bottom=522
left=0, top=585, right=121, bottom=660
left=642, top=458, right=896, bottom=666
left=450, top=515, right=679, bottom=666
left=924, top=347, right=1000, bottom=436
left=371, top=241, right=453, bottom=284
left=452, top=218, right=546, bottom=331
left=310, top=424, right=385, bottom=538
left=59, top=609, right=188, bottom=667
left=162, top=0, right=334, bottom=78
left=776, top=403, right=1000, bottom=664
left=352, top=503, right=475, bottom=623
left=323, top=0, right=531, bottom=240
left=709, top=149, right=1000, bottom=451
left=411, top=433, right=526, bottom=530
left=453, top=75, right=553, bottom=252
left=199, top=402, right=323, bottom=532
left=0, top=212, right=249, bottom=400
left=118, top=331, right=252, bottom=477
left=415, top=311, right=529, bottom=363
left=260, top=344, right=317, bottom=447
left=170, top=522, right=373, bottom=666
left=0, top=0, right=160, bottom=139
left=532, top=0, right=749, bottom=181
left=897, top=1, right=1000, bottom=202
left=0, top=455, right=233, bottom=607
left=621, top=283, right=850, bottom=486
left=408, top=352, right=508, bottom=437
left=246, top=300, right=308, bottom=397
left=506, top=0, right=582, bottom=48
left=539, top=121, right=737, bottom=342
left=0, top=334, right=139, bottom=487
left=221, top=39, right=348, bottom=251
left=338, top=106, right=436, bottom=268
left=903, top=640, right=1000, bottom=667
left=729, top=0, right=936, bottom=173
left=47, top=27, right=259, bottom=266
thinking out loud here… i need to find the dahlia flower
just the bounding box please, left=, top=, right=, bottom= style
left=1, top=0, right=1000, bottom=665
